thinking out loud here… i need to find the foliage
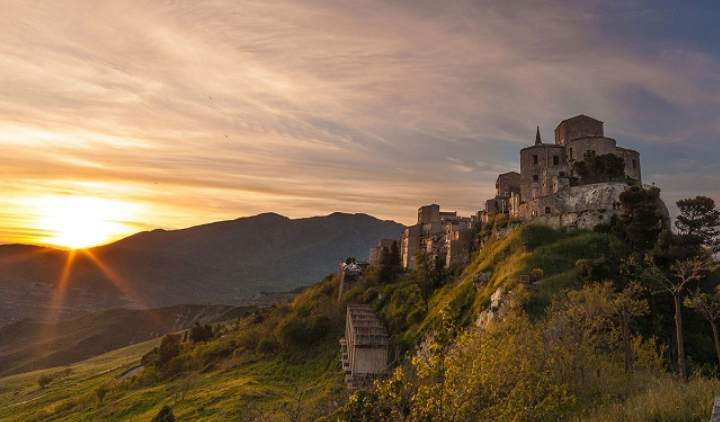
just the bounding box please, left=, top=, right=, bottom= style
left=676, top=195, right=720, bottom=253
left=35, top=368, right=72, bottom=390
left=189, top=322, right=214, bottom=344
left=342, top=282, right=668, bottom=422
left=685, top=286, right=720, bottom=369
left=615, top=185, right=667, bottom=251
left=151, top=405, right=176, bottom=422
left=411, top=250, right=448, bottom=312
left=573, top=152, right=626, bottom=183
left=643, top=255, right=716, bottom=379
left=37, top=374, right=53, bottom=389
left=378, top=241, right=402, bottom=284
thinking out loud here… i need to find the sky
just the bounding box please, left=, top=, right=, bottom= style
left=1, top=0, right=719, bottom=248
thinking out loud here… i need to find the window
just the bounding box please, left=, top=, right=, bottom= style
left=553, top=155, right=559, bottom=166
left=532, top=155, right=538, bottom=165
left=559, top=172, right=565, bottom=177
left=545, top=207, right=551, bottom=214
left=632, top=159, right=637, bottom=169
left=569, top=148, right=573, bottom=160
left=532, top=175, right=539, bottom=182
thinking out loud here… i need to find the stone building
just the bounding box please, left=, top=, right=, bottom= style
left=485, top=114, right=642, bottom=226
left=518, top=115, right=640, bottom=217
left=369, top=239, right=397, bottom=267
left=401, top=204, right=479, bottom=270
left=340, top=304, right=389, bottom=391
left=483, top=172, right=521, bottom=222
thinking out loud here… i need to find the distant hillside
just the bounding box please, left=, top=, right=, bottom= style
left=0, top=212, right=404, bottom=325
left=0, top=303, right=250, bottom=377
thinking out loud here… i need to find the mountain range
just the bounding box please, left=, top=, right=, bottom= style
left=0, top=212, right=404, bottom=326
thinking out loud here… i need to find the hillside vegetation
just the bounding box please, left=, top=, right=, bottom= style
left=0, top=304, right=253, bottom=377
left=2, top=194, right=719, bottom=421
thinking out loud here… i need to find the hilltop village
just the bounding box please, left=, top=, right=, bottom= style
left=360, top=114, right=642, bottom=272
left=340, top=114, right=646, bottom=390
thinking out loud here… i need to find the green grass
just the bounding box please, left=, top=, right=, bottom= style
left=0, top=333, right=345, bottom=422
left=0, top=276, right=346, bottom=422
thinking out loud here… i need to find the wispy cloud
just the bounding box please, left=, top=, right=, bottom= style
left=0, top=0, right=718, bottom=244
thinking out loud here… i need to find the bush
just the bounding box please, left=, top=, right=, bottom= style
left=274, top=313, right=311, bottom=348
left=37, top=374, right=53, bottom=389
left=256, top=338, right=279, bottom=355
left=151, top=405, right=176, bottom=422
left=189, top=322, right=214, bottom=343
left=95, top=383, right=109, bottom=403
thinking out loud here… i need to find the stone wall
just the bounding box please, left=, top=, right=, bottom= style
left=518, top=182, right=628, bottom=229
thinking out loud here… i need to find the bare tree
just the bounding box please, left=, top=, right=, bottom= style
left=279, top=386, right=307, bottom=422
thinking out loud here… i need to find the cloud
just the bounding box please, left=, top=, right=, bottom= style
left=0, top=0, right=718, bottom=243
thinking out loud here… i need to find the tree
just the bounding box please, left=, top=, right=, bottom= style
left=379, top=241, right=403, bottom=284
left=157, top=334, right=182, bottom=366
left=189, top=321, right=214, bottom=343
left=151, top=405, right=176, bottom=422
left=684, top=287, right=720, bottom=370
left=573, top=152, right=626, bottom=183
left=645, top=256, right=714, bottom=380
left=609, top=282, right=649, bottom=373
left=378, top=247, right=393, bottom=284
left=412, top=250, right=446, bottom=312
left=37, top=374, right=53, bottom=389
left=616, top=185, right=667, bottom=251
left=676, top=196, right=720, bottom=253
left=390, top=240, right=401, bottom=271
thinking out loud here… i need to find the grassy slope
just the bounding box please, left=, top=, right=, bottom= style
left=0, top=333, right=344, bottom=422
left=0, top=304, right=253, bottom=377
left=0, top=278, right=345, bottom=422
left=418, top=223, right=624, bottom=334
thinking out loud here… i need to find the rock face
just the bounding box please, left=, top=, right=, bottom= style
left=523, top=182, right=627, bottom=230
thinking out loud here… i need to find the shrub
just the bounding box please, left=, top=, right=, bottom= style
left=37, top=374, right=53, bottom=389
left=274, top=313, right=311, bottom=348
left=95, top=383, right=109, bottom=403
left=151, top=405, right=176, bottom=422
left=256, top=338, right=279, bottom=355
left=189, top=321, right=214, bottom=343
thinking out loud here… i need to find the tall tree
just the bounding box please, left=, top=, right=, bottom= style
left=378, top=241, right=402, bottom=284
left=676, top=195, right=720, bottom=253
left=645, top=256, right=714, bottom=380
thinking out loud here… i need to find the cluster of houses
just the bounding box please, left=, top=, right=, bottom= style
left=339, top=114, right=643, bottom=391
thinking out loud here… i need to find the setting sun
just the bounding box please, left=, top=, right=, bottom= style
left=32, top=196, right=140, bottom=249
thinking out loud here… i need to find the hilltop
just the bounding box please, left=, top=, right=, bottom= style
left=0, top=212, right=404, bottom=325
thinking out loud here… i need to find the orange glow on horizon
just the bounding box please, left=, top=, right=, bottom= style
left=28, top=195, right=143, bottom=249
